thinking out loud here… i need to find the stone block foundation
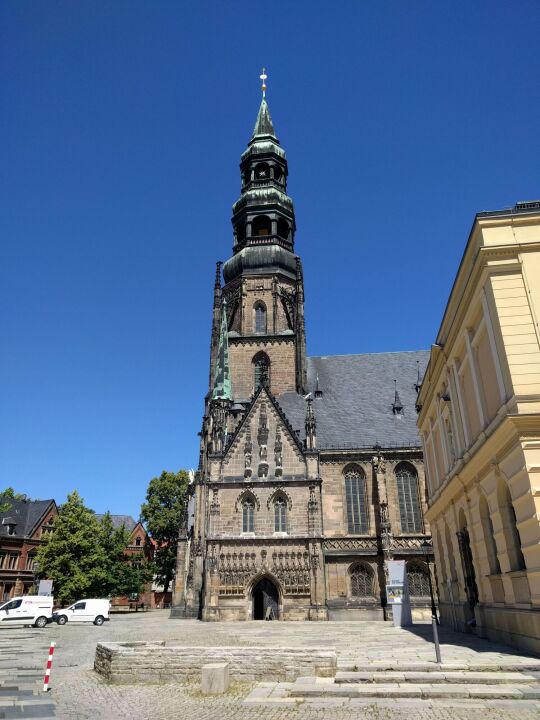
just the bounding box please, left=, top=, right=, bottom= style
left=94, top=641, right=337, bottom=683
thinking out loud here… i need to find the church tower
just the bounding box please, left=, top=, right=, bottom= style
left=211, top=93, right=308, bottom=401
left=171, top=75, right=433, bottom=624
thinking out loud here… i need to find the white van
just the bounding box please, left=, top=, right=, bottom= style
left=53, top=598, right=110, bottom=626
left=0, top=596, right=54, bottom=628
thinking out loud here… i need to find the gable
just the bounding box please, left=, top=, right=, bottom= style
left=222, top=389, right=306, bottom=480
left=130, top=522, right=147, bottom=545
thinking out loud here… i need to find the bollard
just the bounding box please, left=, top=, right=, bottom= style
left=432, top=614, right=442, bottom=664
left=43, top=641, right=56, bottom=692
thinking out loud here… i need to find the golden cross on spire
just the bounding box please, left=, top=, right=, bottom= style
left=260, top=67, right=268, bottom=97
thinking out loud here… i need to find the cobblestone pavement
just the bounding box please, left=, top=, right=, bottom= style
left=1, top=612, right=539, bottom=719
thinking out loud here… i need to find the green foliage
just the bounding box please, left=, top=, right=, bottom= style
left=0, top=487, right=29, bottom=513
left=35, top=494, right=151, bottom=605
left=98, top=512, right=152, bottom=598
left=140, top=470, right=190, bottom=593
left=35, top=491, right=105, bottom=605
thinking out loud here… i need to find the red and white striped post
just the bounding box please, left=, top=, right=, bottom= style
left=43, top=641, right=56, bottom=692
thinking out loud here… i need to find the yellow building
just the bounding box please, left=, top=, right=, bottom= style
left=417, top=200, right=540, bottom=653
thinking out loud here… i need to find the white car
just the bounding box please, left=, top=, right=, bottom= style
left=0, top=596, right=54, bottom=628
left=54, top=598, right=110, bottom=626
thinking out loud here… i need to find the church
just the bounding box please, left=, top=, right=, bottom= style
left=172, top=82, right=434, bottom=621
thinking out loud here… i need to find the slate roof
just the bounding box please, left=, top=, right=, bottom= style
left=95, top=514, right=138, bottom=532
left=277, top=350, right=430, bottom=450
left=0, top=497, right=55, bottom=539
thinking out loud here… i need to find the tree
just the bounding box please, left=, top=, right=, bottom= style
left=140, top=470, right=190, bottom=594
left=0, top=488, right=28, bottom=513
left=35, top=491, right=106, bottom=604
left=98, top=512, right=151, bottom=598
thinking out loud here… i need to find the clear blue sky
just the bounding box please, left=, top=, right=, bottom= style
left=2, top=1, right=539, bottom=517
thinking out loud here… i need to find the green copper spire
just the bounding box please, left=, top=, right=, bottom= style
left=252, top=97, right=277, bottom=141
left=212, top=301, right=232, bottom=400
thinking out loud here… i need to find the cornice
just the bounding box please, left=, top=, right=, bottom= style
left=228, top=334, right=295, bottom=346
left=320, top=448, right=422, bottom=464
left=208, top=534, right=324, bottom=545
left=418, top=254, right=524, bottom=418
left=207, top=476, right=321, bottom=488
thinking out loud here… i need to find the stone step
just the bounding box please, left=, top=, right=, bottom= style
left=288, top=682, right=540, bottom=700
left=337, top=661, right=540, bottom=673
left=335, top=670, right=540, bottom=685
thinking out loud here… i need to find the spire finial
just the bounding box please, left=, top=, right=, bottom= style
left=260, top=67, right=268, bottom=97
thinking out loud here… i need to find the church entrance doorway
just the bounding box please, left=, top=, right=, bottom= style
left=252, top=578, right=279, bottom=620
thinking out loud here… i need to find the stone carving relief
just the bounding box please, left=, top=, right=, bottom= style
left=210, top=488, right=220, bottom=515
left=372, top=454, right=386, bottom=473
left=323, top=538, right=378, bottom=552
left=216, top=544, right=313, bottom=597
left=272, top=550, right=311, bottom=595
left=218, top=552, right=258, bottom=596
left=244, top=426, right=252, bottom=478
left=257, top=403, right=269, bottom=478
left=274, top=429, right=283, bottom=477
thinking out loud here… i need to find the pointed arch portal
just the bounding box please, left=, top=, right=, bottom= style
left=252, top=577, right=279, bottom=620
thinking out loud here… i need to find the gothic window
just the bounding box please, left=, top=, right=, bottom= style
left=254, top=302, right=267, bottom=334
left=395, top=463, right=423, bottom=533
left=253, top=352, right=270, bottom=390
left=274, top=497, right=287, bottom=532
left=242, top=498, right=255, bottom=533
left=350, top=563, right=373, bottom=597
left=252, top=215, right=271, bottom=237
left=406, top=561, right=431, bottom=598
left=344, top=466, right=369, bottom=534
left=135, top=536, right=141, bottom=547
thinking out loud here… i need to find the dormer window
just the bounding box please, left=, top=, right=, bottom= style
left=2, top=518, right=16, bottom=536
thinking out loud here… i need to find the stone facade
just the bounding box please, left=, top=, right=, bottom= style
left=417, top=201, right=540, bottom=652
left=172, top=93, right=434, bottom=622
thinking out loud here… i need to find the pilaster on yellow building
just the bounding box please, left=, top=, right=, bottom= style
left=417, top=200, right=540, bottom=653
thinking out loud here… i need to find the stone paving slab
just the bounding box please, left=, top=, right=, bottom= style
left=6, top=613, right=540, bottom=719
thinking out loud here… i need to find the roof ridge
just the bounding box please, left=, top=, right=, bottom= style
left=309, top=349, right=429, bottom=359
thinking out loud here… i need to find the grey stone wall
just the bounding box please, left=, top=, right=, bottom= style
left=94, top=642, right=337, bottom=683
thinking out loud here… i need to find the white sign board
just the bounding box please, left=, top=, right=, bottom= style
left=388, top=560, right=406, bottom=585
left=38, top=579, right=53, bottom=596
left=387, top=560, right=412, bottom=626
